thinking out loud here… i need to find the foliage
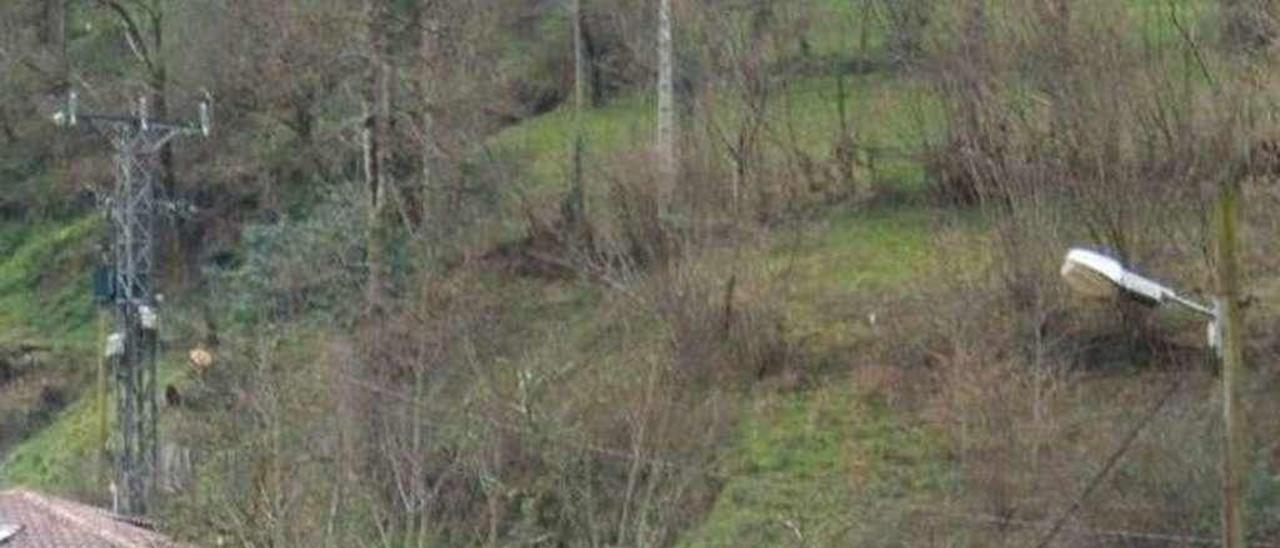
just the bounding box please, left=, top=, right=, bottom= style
left=6, top=0, right=1280, bottom=546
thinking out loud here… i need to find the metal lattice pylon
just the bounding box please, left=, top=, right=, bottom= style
left=57, top=92, right=209, bottom=515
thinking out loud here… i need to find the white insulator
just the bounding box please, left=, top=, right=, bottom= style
left=139, top=305, right=159, bottom=331
left=106, top=333, right=125, bottom=358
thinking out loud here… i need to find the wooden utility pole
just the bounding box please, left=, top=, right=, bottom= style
left=1215, top=176, right=1246, bottom=548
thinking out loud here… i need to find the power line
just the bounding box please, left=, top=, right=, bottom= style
left=905, top=504, right=1274, bottom=547
left=1033, top=371, right=1188, bottom=548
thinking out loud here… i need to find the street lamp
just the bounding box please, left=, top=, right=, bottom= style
left=1061, top=245, right=1247, bottom=547
left=1061, top=247, right=1219, bottom=351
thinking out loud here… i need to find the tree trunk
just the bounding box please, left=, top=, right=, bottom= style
left=148, top=5, right=174, bottom=196
left=568, top=0, right=587, bottom=229
left=582, top=18, right=605, bottom=107
left=418, top=2, right=440, bottom=235
left=357, top=0, right=394, bottom=514
left=656, top=0, right=676, bottom=212
left=364, top=0, right=391, bottom=316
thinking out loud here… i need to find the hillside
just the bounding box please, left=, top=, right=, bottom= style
left=4, top=0, right=1280, bottom=546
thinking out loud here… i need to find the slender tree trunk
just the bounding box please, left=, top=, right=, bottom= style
left=582, top=19, right=604, bottom=107
left=357, top=0, right=394, bottom=515
left=568, top=0, right=587, bottom=229
left=418, top=2, right=439, bottom=235
left=47, top=0, right=69, bottom=218
left=364, top=0, right=391, bottom=316
left=657, top=0, right=676, bottom=212
left=149, top=5, right=174, bottom=197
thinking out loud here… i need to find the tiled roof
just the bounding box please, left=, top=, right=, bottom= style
left=0, top=489, right=180, bottom=547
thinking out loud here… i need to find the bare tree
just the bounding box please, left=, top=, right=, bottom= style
left=94, top=1, right=174, bottom=192
left=1222, top=0, right=1277, bottom=53
left=363, top=0, right=392, bottom=315
left=417, top=1, right=441, bottom=236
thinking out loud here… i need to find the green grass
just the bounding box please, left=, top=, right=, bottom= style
left=488, top=66, right=967, bottom=542
left=0, top=216, right=102, bottom=490
left=489, top=72, right=942, bottom=215
left=681, top=382, right=952, bottom=547
left=0, top=1, right=1239, bottom=543
left=3, top=347, right=192, bottom=491
left=490, top=92, right=654, bottom=205
left=1, top=390, right=101, bottom=492
left=0, top=216, right=98, bottom=346
left=769, top=204, right=954, bottom=355
left=674, top=205, right=982, bottom=546
left=0, top=214, right=195, bottom=492
left=772, top=205, right=935, bottom=292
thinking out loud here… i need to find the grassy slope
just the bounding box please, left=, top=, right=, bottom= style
left=491, top=72, right=940, bottom=206
left=0, top=217, right=98, bottom=344
left=2, top=0, right=1239, bottom=543
left=486, top=2, right=1219, bottom=543
left=683, top=388, right=952, bottom=547
left=0, top=216, right=100, bottom=489
left=0, top=24, right=956, bottom=542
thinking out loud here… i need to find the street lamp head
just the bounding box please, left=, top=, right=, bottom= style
left=1061, top=248, right=1124, bottom=299
left=1061, top=248, right=1172, bottom=306
left=1061, top=245, right=1219, bottom=357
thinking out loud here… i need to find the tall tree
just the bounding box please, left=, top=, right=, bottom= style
left=656, top=0, right=676, bottom=212
left=364, top=0, right=392, bottom=314
left=417, top=0, right=441, bottom=235
left=95, top=1, right=173, bottom=192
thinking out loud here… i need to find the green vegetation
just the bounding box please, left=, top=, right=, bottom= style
left=0, top=216, right=97, bottom=345
left=685, top=384, right=951, bottom=546
left=3, top=390, right=100, bottom=492
left=0, top=215, right=99, bottom=488
left=493, top=73, right=942, bottom=202
left=4, top=0, right=1280, bottom=545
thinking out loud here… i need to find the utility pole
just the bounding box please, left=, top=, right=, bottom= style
left=55, top=91, right=209, bottom=516
left=1215, top=176, right=1246, bottom=548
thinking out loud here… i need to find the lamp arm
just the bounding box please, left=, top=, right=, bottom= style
left=1167, top=292, right=1217, bottom=319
